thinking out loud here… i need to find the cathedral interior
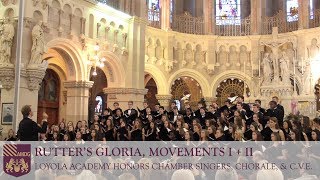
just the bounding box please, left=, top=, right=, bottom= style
left=1, top=0, right=320, bottom=136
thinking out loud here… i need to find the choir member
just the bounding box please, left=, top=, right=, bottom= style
left=200, top=129, right=208, bottom=141
left=207, top=126, right=216, bottom=141
left=175, top=118, right=185, bottom=141
left=254, top=99, right=266, bottom=114
left=112, top=102, right=122, bottom=115
left=105, top=118, right=116, bottom=141
left=130, top=119, right=143, bottom=141
left=183, top=108, right=194, bottom=125
left=252, top=131, right=263, bottom=141
left=5, top=129, right=17, bottom=141
left=265, top=101, right=284, bottom=128
left=124, top=101, right=138, bottom=126
left=282, top=120, right=292, bottom=141
left=193, top=123, right=201, bottom=141
left=143, top=121, right=157, bottom=141
left=311, top=129, right=320, bottom=141
left=159, top=120, right=173, bottom=141
left=113, top=108, right=123, bottom=127
left=117, top=119, right=129, bottom=141
left=215, top=127, right=226, bottom=141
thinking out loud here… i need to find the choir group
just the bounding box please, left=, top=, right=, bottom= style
left=6, top=96, right=320, bottom=142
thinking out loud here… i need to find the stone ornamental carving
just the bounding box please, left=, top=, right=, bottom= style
left=64, top=81, right=94, bottom=88
left=279, top=51, right=290, bottom=84
left=30, top=21, right=47, bottom=65
left=32, top=0, right=48, bottom=10
left=184, top=44, right=194, bottom=65
left=308, top=38, right=319, bottom=60
left=104, top=88, right=148, bottom=95
left=228, top=46, right=239, bottom=66
left=26, top=62, right=48, bottom=91
left=239, top=45, right=250, bottom=66
left=262, top=52, right=273, bottom=84
left=1, top=0, right=16, bottom=6
left=194, top=45, right=206, bottom=65
left=0, top=18, right=14, bottom=64
left=0, top=66, right=14, bottom=89
left=217, top=45, right=227, bottom=66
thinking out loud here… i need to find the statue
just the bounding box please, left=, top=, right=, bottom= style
left=0, top=18, right=14, bottom=64
left=228, top=46, right=239, bottom=66
left=184, top=44, right=193, bottom=63
left=30, top=21, right=46, bottom=65
left=308, top=38, right=319, bottom=60
left=279, top=51, right=290, bottom=83
left=262, top=52, right=273, bottom=83
left=240, top=45, right=250, bottom=66
left=217, top=45, right=227, bottom=66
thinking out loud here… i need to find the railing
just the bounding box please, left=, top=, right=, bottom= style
left=148, top=9, right=161, bottom=29
left=171, top=12, right=204, bottom=35
left=95, top=0, right=119, bottom=10
left=262, top=10, right=298, bottom=35
left=215, top=16, right=251, bottom=36
left=310, top=9, right=320, bottom=28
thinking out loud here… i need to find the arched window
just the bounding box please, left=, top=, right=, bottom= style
left=216, top=0, right=241, bottom=25
left=148, top=0, right=160, bottom=22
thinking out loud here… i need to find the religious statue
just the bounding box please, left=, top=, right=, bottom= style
left=262, top=52, right=273, bottom=83
left=279, top=51, right=290, bottom=84
left=308, top=38, right=319, bottom=60
left=240, top=45, right=250, bottom=66
left=217, top=45, right=227, bottom=66
left=184, top=44, right=194, bottom=63
left=30, top=21, right=46, bottom=64
left=228, top=46, right=239, bottom=66
left=194, top=46, right=206, bottom=64
left=0, top=18, right=14, bottom=64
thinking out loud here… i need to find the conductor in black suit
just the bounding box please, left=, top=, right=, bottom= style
left=17, top=105, right=48, bottom=141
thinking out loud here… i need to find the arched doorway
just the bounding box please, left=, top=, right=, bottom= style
left=145, top=73, right=158, bottom=109
left=38, top=69, right=60, bottom=125
left=171, top=76, right=203, bottom=109
left=216, top=78, right=250, bottom=106
left=88, top=68, right=108, bottom=121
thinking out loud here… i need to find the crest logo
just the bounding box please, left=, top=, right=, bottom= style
left=3, top=144, right=31, bottom=177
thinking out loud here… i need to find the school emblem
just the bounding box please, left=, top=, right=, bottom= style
left=3, top=144, right=31, bottom=177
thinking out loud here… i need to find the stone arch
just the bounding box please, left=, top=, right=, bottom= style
left=51, top=0, right=61, bottom=8
left=145, top=64, right=167, bottom=94
left=33, top=10, right=43, bottom=23
left=46, top=38, right=86, bottom=81
left=97, top=51, right=125, bottom=88
left=168, top=69, right=210, bottom=97
left=4, top=8, right=14, bottom=18
left=210, top=70, right=253, bottom=97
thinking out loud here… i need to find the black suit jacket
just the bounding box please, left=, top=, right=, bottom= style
left=124, top=109, right=137, bottom=124
left=18, top=117, right=47, bottom=141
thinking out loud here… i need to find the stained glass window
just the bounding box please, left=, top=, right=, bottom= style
left=216, top=0, right=241, bottom=25
left=287, top=0, right=299, bottom=22
left=310, top=0, right=314, bottom=19
left=148, top=0, right=160, bottom=21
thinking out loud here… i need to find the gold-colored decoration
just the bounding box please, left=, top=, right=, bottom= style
left=5, top=158, right=29, bottom=173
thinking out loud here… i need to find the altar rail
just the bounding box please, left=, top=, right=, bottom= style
left=262, top=10, right=299, bottom=34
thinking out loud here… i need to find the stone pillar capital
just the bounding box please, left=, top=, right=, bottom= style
left=64, top=81, right=94, bottom=89
left=25, top=65, right=47, bottom=91
left=0, top=64, right=15, bottom=90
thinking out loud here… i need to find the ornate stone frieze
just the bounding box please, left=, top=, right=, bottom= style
left=64, top=81, right=94, bottom=88
left=104, top=88, right=148, bottom=95
left=155, top=94, right=172, bottom=100
left=0, top=65, right=14, bottom=89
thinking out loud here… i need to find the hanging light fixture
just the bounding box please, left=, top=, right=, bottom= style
left=88, top=43, right=106, bottom=76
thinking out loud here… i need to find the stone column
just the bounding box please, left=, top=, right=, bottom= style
left=203, top=0, right=213, bottom=34
left=251, top=0, right=264, bottom=35
left=64, top=81, right=93, bottom=123
left=298, top=0, right=310, bottom=29
left=160, top=0, right=171, bottom=30
left=104, top=88, right=148, bottom=109
left=156, top=94, right=172, bottom=110
left=0, top=64, right=15, bottom=136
